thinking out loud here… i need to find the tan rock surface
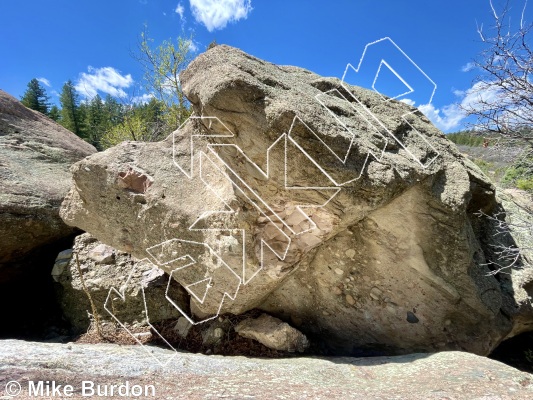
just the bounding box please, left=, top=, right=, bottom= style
left=60, top=45, right=533, bottom=355
left=53, top=233, right=188, bottom=332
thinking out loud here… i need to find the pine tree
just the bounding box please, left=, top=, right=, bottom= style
left=59, top=80, right=82, bottom=137
left=103, top=94, right=124, bottom=126
left=21, top=78, right=50, bottom=115
left=85, top=94, right=106, bottom=150
left=48, top=105, right=61, bottom=122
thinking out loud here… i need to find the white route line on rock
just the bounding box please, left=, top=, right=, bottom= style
left=114, top=115, right=341, bottom=328
left=103, top=258, right=179, bottom=367
left=147, top=238, right=242, bottom=325
left=337, top=37, right=440, bottom=169
left=348, top=37, right=436, bottom=104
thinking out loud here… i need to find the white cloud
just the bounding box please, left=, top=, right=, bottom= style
left=418, top=103, right=466, bottom=132
left=175, top=3, right=185, bottom=20
left=400, top=98, right=415, bottom=107
left=453, top=89, right=465, bottom=97
left=75, top=66, right=133, bottom=99
left=458, top=79, right=531, bottom=127
left=189, top=0, right=252, bottom=31
left=461, top=62, right=475, bottom=72
left=401, top=97, right=465, bottom=132
left=458, top=81, right=501, bottom=111
left=415, top=79, right=511, bottom=132
left=37, top=77, right=51, bottom=87
left=132, top=93, right=155, bottom=104
left=188, top=40, right=199, bottom=52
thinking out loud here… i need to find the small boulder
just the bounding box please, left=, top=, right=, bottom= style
left=87, top=244, right=115, bottom=264
left=201, top=317, right=231, bottom=348
left=174, top=316, right=193, bottom=338
left=202, top=323, right=227, bottom=346
left=235, top=314, right=309, bottom=352
left=51, top=249, right=73, bottom=282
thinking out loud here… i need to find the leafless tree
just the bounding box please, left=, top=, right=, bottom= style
left=464, top=1, right=533, bottom=276
left=476, top=199, right=533, bottom=274
left=463, top=0, right=533, bottom=148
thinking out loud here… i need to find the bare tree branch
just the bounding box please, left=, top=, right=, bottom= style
left=463, top=1, right=533, bottom=148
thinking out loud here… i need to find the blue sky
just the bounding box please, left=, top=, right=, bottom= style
left=1, top=0, right=530, bottom=132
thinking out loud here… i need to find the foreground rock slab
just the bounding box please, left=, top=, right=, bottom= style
left=60, top=45, right=533, bottom=355
left=0, top=340, right=532, bottom=400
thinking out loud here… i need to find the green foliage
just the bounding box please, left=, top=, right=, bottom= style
left=23, top=29, right=195, bottom=151
left=473, top=158, right=492, bottom=174
left=446, top=131, right=487, bottom=147
left=134, top=97, right=164, bottom=124
left=84, top=94, right=110, bottom=150
left=103, top=94, right=125, bottom=126
left=100, top=98, right=174, bottom=148
left=101, top=113, right=152, bottom=148
left=59, top=80, right=84, bottom=138
left=135, top=26, right=193, bottom=126
left=501, top=153, right=533, bottom=193
left=517, top=178, right=533, bottom=192
left=471, top=158, right=507, bottom=184
left=21, top=78, right=50, bottom=115
left=48, top=105, right=61, bottom=122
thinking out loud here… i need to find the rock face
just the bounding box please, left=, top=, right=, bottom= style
left=1, top=340, right=533, bottom=399
left=53, top=233, right=188, bottom=332
left=0, top=90, right=96, bottom=336
left=60, top=45, right=533, bottom=355
left=0, top=90, right=95, bottom=270
left=499, top=189, right=533, bottom=269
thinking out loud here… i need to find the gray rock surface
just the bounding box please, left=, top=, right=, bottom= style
left=0, top=90, right=96, bottom=336
left=0, top=89, right=95, bottom=271
left=499, top=188, right=533, bottom=269
left=60, top=45, right=533, bottom=355
left=1, top=339, right=532, bottom=399
left=53, top=233, right=188, bottom=332
left=235, top=313, right=309, bottom=352
left=173, top=316, right=192, bottom=338
left=487, top=188, right=533, bottom=337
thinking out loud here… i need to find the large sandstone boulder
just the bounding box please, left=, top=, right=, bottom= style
left=60, top=45, right=533, bottom=355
